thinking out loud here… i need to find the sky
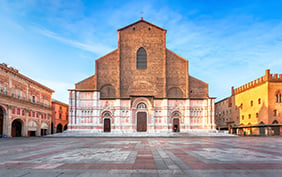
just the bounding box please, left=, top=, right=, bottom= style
left=1, top=0, right=282, bottom=104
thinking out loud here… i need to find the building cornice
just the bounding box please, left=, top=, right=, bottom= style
left=0, top=63, right=54, bottom=93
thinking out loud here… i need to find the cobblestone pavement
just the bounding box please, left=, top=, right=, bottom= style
left=0, top=137, right=282, bottom=177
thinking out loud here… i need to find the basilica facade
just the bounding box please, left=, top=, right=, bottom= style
left=68, top=19, right=215, bottom=133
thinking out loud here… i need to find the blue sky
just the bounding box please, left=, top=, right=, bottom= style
left=1, top=0, right=282, bottom=104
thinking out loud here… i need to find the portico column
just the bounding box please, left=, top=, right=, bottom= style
left=7, top=106, right=12, bottom=137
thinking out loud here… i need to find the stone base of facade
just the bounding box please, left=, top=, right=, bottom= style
left=68, top=94, right=216, bottom=136
left=48, top=128, right=235, bottom=137
left=67, top=126, right=217, bottom=133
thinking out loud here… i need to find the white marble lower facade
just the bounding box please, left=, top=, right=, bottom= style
left=68, top=91, right=216, bottom=133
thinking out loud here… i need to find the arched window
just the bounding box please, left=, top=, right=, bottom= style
left=137, top=103, right=147, bottom=109
left=274, top=109, right=277, bottom=116
left=136, top=47, right=147, bottom=69
left=167, top=87, right=183, bottom=98
left=100, top=84, right=116, bottom=98
left=276, top=91, right=281, bottom=103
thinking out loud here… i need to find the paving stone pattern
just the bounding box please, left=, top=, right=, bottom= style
left=0, top=137, right=282, bottom=177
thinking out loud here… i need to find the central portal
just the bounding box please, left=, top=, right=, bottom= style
left=137, top=112, right=147, bottom=132
left=173, top=118, right=180, bottom=132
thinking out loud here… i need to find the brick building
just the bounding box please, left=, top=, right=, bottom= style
left=214, top=97, right=233, bottom=131
left=51, top=100, right=69, bottom=134
left=68, top=18, right=215, bottom=133
left=0, top=63, right=53, bottom=137
left=215, top=69, right=282, bottom=136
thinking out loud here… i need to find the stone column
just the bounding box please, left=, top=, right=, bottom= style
left=4, top=105, right=10, bottom=137
left=8, top=106, right=12, bottom=137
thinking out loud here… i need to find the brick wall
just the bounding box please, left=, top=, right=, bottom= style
left=119, top=21, right=166, bottom=98
left=189, top=76, right=208, bottom=98
left=96, top=50, right=119, bottom=97
left=75, top=75, right=96, bottom=90
left=166, top=49, right=188, bottom=98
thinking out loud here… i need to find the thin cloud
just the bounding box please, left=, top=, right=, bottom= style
left=34, top=79, right=74, bottom=103
left=1, top=0, right=282, bottom=103
left=34, top=27, right=113, bottom=56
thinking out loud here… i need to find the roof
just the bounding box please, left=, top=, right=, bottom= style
left=215, top=97, right=231, bottom=104
left=52, top=99, right=68, bottom=106
left=189, top=75, right=208, bottom=86
left=0, top=63, right=54, bottom=93
left=75, top=74, right=96, bottom=85
left=117, top=18, right=166, bottom=32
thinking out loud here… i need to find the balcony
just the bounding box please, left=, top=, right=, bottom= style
left=0, top=91, right=52, bottom=109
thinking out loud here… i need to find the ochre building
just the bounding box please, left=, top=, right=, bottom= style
left=0, top=63, right=53, bottom=137
left=51, top=100, right=69, bottom=134
left=68, top=19, right=215, bottom=133
left=215, top=69, right=282, bottom=136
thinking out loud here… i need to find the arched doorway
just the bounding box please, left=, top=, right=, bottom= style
left=137, top=112, right=147, bottom=132
left=28, top=121, right=38, bottom=136
left=11, top=119, right=23, bottom=137
left=272, top=120, right=280, bottom=136
left=57, top=124, right=63, bottom=133
left=102, top=112, right=112, bottom=132
left=173, top=118, right=180, bottom=132
left=104, top=119, right=111, bottom=132
left=41, top=122, right=48, bottom=136
left=172, top=112, right=181, bottom=132
left=0, top=107, right=4, bottom=136
left=136, top=102, right=147, bottom=132
left=64, top=124, right=68, bottom=131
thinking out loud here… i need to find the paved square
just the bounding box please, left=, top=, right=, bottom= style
left=0, top=137, right=282, bottom=176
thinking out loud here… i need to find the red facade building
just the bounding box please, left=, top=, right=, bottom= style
left=0, top=63, right=53, bottom=137
left=51, top=100, right=68, bottom=133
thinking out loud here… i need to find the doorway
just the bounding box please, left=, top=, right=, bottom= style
left=259, top=127, right=265, bottom=136
left=41, top=129, right=47, bottom=136
left=57, top=124, right=63, bottom=133
left=11, top=119, right=22, bottom=137
left=104, top=118, right=111, bottom=132
left=137, top=112, right=147, bottom=132
left=173, top=118, right=180, bottom=132
left=272, top=126, right=280, bottom=136
left=0, top=107, right=4, bottom=136
left=51, top=122, right=54, bottom=134
left=29, top=131, right=36, bottom=136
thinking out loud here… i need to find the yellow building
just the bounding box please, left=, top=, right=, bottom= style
left=216, top=69, right=282, bottom=136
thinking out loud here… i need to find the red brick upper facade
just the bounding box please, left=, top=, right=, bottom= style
left=75, top=19, right=208, bottom=99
